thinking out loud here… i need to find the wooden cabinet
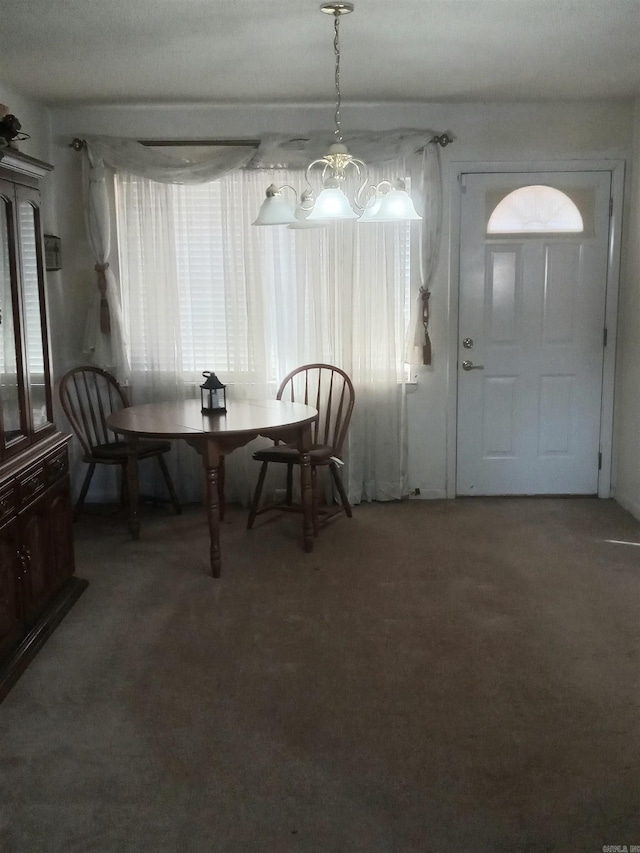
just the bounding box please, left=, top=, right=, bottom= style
left=0, top=149, right=86, bottom=702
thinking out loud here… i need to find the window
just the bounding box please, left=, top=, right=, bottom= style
left=487, top=185, right=584, bottom=234
left=115, top=165, right=413, bottom=384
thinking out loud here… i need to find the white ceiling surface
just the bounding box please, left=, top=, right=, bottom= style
left=1, top=0, right=639, bottom=107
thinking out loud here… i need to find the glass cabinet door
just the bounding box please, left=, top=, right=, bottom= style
left=17, top=190, right=52, bottom=432
left=0, top=186, right=26, bottom=451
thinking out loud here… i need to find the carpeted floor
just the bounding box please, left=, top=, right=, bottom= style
left=0, top=497, right=639, bottom=852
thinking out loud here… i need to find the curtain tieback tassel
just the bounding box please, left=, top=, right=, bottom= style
left=421, top=287, right=432, bottom=366
left=94, top=263, right=111, bottom=334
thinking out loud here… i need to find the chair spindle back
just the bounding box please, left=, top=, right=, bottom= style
left=276, top=364, right=355, bottom=455
left=59, top=366, right=129, bottom=458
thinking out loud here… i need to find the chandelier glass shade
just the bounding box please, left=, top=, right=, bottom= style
left=253, top=2, right=422, bottom=228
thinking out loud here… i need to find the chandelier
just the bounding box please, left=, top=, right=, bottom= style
left=253, top=2, right=422, bottom=227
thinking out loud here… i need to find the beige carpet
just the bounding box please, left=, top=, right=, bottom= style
left=0, top=498, right=638, bottom=852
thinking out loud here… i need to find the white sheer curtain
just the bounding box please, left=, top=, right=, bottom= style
left=406, top=145, right=442, bottom=366
left=81, top=148, right=130, bottom=380
left=92, top=129, right=445, bottom=505
left=81, top=137, right=257, bottom=381
left=115, top=163, right=416, bottom=505
left=115, top=174, right=272, bottom=505
left=81, top=130, right=443, bottom=380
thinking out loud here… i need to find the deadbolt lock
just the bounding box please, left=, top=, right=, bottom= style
left=462, top=338, right=473, bottom=349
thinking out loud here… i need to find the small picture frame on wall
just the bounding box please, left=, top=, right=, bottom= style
left=44, top=234, right=62, bottom=271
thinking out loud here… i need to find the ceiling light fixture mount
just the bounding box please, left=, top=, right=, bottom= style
left=319, top=2, right=354, bottom=16
left=253, top=2, right=422, bottom=227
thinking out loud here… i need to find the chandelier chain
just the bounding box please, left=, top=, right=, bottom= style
left=333, top=13, right=343, bottom=144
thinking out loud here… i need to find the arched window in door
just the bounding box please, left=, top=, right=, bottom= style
left=487, top=185, right=584, bottom=234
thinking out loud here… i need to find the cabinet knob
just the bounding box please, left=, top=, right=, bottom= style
left=49, top=457, right=66, bottom=478
left=22, top=475, right=43, bottom=498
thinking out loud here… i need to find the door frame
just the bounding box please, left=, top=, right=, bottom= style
left=446, top=159, right=625, bottom=499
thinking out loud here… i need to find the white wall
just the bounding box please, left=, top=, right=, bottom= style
left=0, top=82, right=56, bottom=250
left=5, top=102, right=640, bottom=517
left=613, top=98, right=640, bottom=518
left=0, top=82, right=51, bottom=163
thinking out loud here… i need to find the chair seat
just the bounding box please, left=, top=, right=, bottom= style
left=252, top=443, right=335, bottom=466
left=88, top=439, right=172, bottom=463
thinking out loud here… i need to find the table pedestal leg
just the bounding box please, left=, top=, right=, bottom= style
left=203, top=440, right=222, bottom=578
left=298, top=423, right=314, bottom=553
left=126, top=437, right=140, bottom=540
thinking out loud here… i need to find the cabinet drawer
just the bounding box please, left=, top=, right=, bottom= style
left=0, top=483, right=15, bottom=523
left=46, top=447, right=68, bottom=484
left=18, top=465, right=46, bottom=508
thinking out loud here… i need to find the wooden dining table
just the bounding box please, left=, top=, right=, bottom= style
left=106, top=398, right=318, bottom=577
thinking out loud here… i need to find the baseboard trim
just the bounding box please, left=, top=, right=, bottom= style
left=613, top=493, right=640, bottom=523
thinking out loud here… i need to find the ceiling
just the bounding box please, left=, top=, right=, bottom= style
left=1, top=0, right=639, bottom=107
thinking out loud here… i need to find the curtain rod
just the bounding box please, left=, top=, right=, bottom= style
left=69, top=133, right=454, bottom=152
left=69, top=137, right=261, bottom=151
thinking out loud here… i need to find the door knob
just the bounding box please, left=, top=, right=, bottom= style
left=462, top=360, right=484, bottom=371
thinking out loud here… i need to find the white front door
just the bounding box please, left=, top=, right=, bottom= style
left=456, top=171, right=611, bottom=496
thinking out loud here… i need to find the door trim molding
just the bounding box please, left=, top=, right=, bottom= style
left=447, top=159, right=625, bottom=499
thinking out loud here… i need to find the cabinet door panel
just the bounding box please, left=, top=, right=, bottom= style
left=20, top=498, right=51, bottom=626
left=16, top=188, right=52, bottom=434
left=48, top=478, right=74, bottom=593
left=0, top=184, right=27, bottom=455
left=0, top=518, right=22, bottom=659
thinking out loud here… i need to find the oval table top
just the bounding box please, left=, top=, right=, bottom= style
left=106, top=398, right=318, bottom=440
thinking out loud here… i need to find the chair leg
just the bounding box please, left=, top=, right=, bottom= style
left=329, top=462, right=352, bottom=518
left=74, top=462, right=96, bottom=519
left=156, top=453, right=182, bottom=515
left=119, top=463, right=128, bottom=507
left=247, top=461, right=269, bottom=530
left=311, top=465, right=320, bottom=536
left=285, top=462, right=294, bottom=505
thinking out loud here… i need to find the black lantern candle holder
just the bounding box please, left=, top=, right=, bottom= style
left=200, top=371, right=227, bottom=414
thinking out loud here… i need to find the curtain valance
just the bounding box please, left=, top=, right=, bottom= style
left=83, top=128, right=439, bottom=179
left=84, top=136, right=257, bottom=184
left=249, top=129, right=438, bottom=169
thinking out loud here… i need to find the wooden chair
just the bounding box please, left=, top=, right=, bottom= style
left=247, top=363, right=355, bottom=533
left=58, top=366, right=182, bottom=518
